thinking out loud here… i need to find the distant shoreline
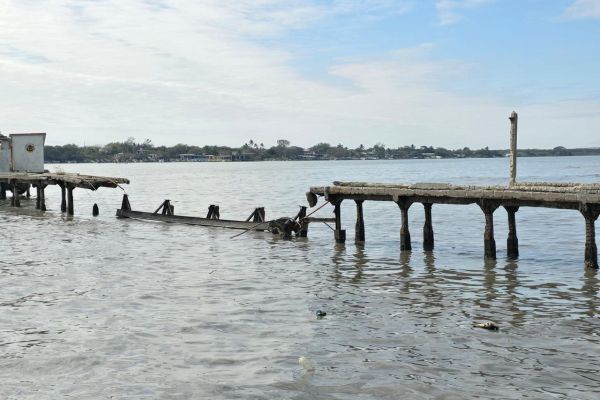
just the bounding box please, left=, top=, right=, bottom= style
left=45, top=152, right=600, bottom=164
left=44, top=139, right=600, bottom=163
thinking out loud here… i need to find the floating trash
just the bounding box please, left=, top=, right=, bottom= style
left=316, top=310, right=327, bottom=318
left=298, top=356, right=315, bottom=372
left=474, top=321, right=499, bottom=331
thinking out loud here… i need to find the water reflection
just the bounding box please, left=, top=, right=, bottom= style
left=582, top=267, right=598, bottom=318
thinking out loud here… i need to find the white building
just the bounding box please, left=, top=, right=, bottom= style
left=0, top=133, right=46, bottom=173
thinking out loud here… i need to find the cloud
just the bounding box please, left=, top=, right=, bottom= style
left=564, top=0, right=600, bottom=20
left=0, top=0, right=598, bottom=149
left=435, top=0, right=493, bottom=25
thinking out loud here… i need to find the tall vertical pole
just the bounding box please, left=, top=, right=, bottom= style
left=509, top=111, right=518, bottom=186
left=580, top=204, right=600, bottom=269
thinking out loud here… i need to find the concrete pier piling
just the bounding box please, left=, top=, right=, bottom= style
left=354, top=200, right=365, bottom=243
left=397, top=198, right=412, bottom=251
left=423, top=203, right=434, bottom=251
left=580, top=204, right=600, bottom=269
left=332, top=199, right=346, bottom=243
left=479, top=200, right=499, bottom=260
left=59, top=183, right=67, bottom=212
left=504, top=206, right=519, bottom=258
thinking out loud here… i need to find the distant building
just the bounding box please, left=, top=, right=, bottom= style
left=0, top=132, right=46, bottom=173
left=178, top=154, right=209, bottom=161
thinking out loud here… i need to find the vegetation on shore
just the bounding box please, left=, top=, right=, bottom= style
left=45, top=137, right=600, bottom=163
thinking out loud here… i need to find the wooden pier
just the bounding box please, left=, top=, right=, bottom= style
left=0, top=172, right=129, bottom=215
left=307, top=113, right=600, bottom=268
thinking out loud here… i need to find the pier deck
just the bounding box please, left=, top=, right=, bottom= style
left=307, top=181, right=600, bottom=268
left=0, top=172, right=129, bottom=214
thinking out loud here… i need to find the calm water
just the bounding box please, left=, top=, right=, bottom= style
left=1, top=156, right=600, bottom=399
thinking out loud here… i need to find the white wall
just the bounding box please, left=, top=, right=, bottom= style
left=0, top=139, right=12, bottom=172
left=10, top=133, right=45, bottom=172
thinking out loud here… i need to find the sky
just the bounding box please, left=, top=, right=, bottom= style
left=0, top=0, right=599, bottom=149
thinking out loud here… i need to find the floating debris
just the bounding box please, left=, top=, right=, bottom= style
left=298, top=356, right=315, bottom=372
left=316, top=310, right=327, bottom=318
left=474, top=321, right=499, bottom=331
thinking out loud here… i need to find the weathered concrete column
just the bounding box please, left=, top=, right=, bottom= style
left=509, top=111, right=518, bottom=186
left=11, top=181, right=20, bottom=207
left=59, top=183, right=67, bottom=212
left=26, top=187, right=31, bottom=199
left=397, top=198, right=412, bottom=251
left=35, top=184, right=41, bottom=209
left=423, top=203, right=434, bottom=251
left=354, top=199, right=365, bottom=243
left=0, top=184, right=6, bottom=200
left=504, top=206, right=519, bottom=258
left=39, top=184, right=46, bottom=212
left=332, top=198, right=346, bottom=243
left=580, top=204, right=600, bottom=269
left=478, top=200, right=500, bottom=259
left=67, top=185, right=75, bottom=215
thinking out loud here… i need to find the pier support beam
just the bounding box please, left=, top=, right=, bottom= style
left=39, top=184, right=46, bottom=212
left=67, top=184, right=75, bottom=215
left=504, top=206, right=519, bottom=259
left=36, top=185, right=41, bottom=209
left=11, top=181, right=20, bottom=207
left=478, top=200, right=500, bottom=259
left=0, top=185, right=5, bottom=200
left=59, top=183, right=67, bottom=212
left=423, top=203, right=434, bottom=251
left=355, top=200, right=365, bottom=243
left=332, top=198, right=346, bottom=243
left=580, top=204, right=600, bottom=269
left=397, top=198, right=413, bottom=251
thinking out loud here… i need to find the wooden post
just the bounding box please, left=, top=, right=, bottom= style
left=332, top=198, right=346, bottom=243
left=397, top=198, right=412, bottom=251
left=354, top=200, right=365, bottom=243
left=12, top=181, right=20, bottom=207
left=580, top=204, right=600, bottom=269
left=59, top=183, right=67, bottom=212
left=504, top=206, right=519, bottom=258
left=423, top=203, right=434, bottom=251
left=40, top=184, right=46, bottom=212
left=479, top=201, right=500, bottom=259
left=296, top=206, right=308, bottom=237
left=509, top=111, right=518, bottom=186
left=67, top=185, right=74, bottom=215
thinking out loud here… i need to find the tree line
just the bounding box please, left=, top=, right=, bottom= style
left=44, top=137, right=600, bottom=163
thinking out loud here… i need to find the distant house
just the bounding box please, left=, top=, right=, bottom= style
left=178, top=154, right=208, bottom=161
left=0, top=132, right=46, bottom=173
